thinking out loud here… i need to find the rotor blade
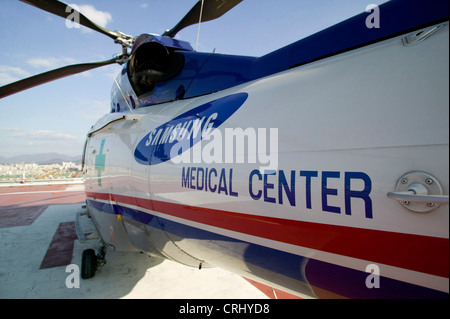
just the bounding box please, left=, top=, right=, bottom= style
left=0, top=58, right=118, bottom=99
left=162, top=0, right=243, bottom=38
left=20, top=0, right=120, bottom=40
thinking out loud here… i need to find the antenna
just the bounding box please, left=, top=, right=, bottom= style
left=195, top=0, right=205, bottom=51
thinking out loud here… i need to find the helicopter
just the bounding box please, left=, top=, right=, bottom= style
left=0, top=0, right=448, bottom=299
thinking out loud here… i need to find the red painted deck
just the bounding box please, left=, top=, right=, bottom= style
left=0, top=183, right=294, bottom=298
left=0, top=183, right=86, bottom=269
left=244, top=277, right=302, bottom=299
left=40, top=221, right=78, bottom=269
left=0, top=184, right=85, bottom=228
left=0, top=184, right=86, bottom=207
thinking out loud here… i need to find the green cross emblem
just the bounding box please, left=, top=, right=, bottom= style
left=94, top=139, right=106, bottom=186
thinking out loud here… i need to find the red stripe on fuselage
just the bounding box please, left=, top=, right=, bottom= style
left=86, top=191, right=449, bottom=278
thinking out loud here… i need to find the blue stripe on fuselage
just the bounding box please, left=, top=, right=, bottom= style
left=86, top=199, right=448, bottom=299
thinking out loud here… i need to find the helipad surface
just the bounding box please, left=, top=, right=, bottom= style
left=0, top=182, right=272, bottom=299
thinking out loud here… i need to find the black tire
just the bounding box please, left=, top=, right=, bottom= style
left=81, top=249, right=97, bottom=279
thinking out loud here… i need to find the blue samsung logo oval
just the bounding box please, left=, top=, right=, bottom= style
left=134, top=92, right=248, bottom=165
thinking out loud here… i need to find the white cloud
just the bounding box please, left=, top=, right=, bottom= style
left=26, top=57, right=60, bottom=69
left=2, top=128, right=77, bottom=141
left=76, top=99, right=111, bottom=119
left=0, top=128, right=82, bottom=157
left=0, top=65, right=30, bottom=85
left=24, top=56, right=93, bottom=77
left=0, top=73, right=20, bottom=86
left=0, top=128, right=20, bottom=134
left=100, top=63, right=122, bottom=80
left=26, top=57, right=79, bottom=69
left=76, top=4, right=113, bottom=32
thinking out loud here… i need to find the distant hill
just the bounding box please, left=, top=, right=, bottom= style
left=0, top=153, right=82, bottom=165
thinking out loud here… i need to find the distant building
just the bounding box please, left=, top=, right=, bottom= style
left=0, top=162, right=82, bottom=182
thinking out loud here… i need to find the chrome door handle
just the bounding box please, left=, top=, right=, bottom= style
left=387, top=191, right=449, bottom=204
left=388, top=172, right=448, bottom=213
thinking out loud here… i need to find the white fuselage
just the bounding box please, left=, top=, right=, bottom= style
left=84, top=23, right=449, bottom=298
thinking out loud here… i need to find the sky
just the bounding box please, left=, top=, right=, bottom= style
left=0, top=0, right=386, bottom=158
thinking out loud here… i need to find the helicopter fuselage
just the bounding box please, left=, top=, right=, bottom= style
left=83, top=0, right=449, bottom=298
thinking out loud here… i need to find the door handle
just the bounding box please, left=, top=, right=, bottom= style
left=388, top=172, right=448, bottom=213
left=387, top=191, right=449, bottom=204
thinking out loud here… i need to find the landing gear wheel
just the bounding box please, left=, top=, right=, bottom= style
left=81, top=249, right=98, bottom=279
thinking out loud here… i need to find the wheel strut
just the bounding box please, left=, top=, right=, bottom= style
left=81, top=240, right=107, bottom=279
